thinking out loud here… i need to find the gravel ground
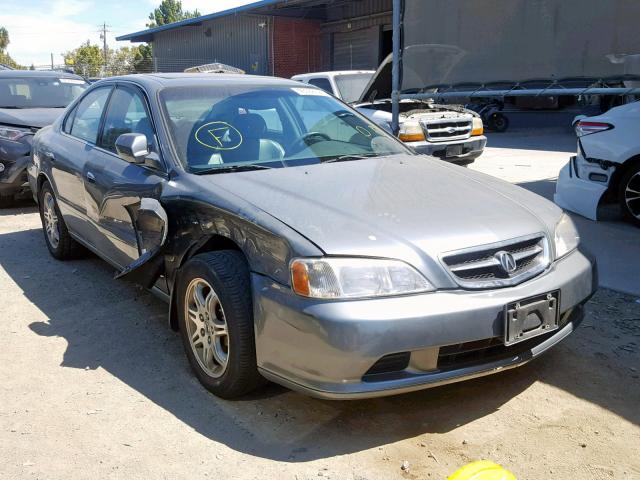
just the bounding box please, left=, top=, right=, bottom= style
left=0, top=136, right=639, bottom=479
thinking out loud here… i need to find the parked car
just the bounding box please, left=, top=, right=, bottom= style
left=30, top=74, right=596, bottom=399
left=0, top=70, right=87, bottom=207
left=293, top=58, right=487, bottom=166
left=555, top=100, right=640, bottom=226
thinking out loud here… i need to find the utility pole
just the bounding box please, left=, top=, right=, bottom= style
left=99, top=22, right=110, bottom=67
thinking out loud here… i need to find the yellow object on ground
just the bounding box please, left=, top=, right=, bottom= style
left=448, top=461, right=516, bottom=480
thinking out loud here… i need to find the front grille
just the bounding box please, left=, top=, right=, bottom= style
left=442, top=234, right=550, bottom=289
left=421, top=117, right=472, bottom=142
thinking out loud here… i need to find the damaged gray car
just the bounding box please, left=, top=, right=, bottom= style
left=29, top=74, right=597, bottom=399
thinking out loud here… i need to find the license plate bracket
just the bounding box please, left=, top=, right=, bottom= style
left=504, top=291, right=559, bottom=346
left=446, top=145, right=464, bottom=157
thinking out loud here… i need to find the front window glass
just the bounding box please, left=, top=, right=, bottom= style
left=100, top=87, right=155, bottom=153
left=160, top=85, right=410, bottom=173
left=334, top=73, right=373, bottom=103
left=0, top=76, right=87, bottom=108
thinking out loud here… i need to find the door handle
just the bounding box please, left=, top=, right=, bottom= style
left=86, top=171, right=96, bottom=183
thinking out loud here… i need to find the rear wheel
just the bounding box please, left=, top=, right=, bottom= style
left=177, top=251, right=265, bottom=399
left=619, top=164, right=640, bottom=227
left=488, top=113, right=509, bottom=132
left=38, top=182, right=82, bottom=259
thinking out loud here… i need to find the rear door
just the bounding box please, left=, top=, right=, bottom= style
left=82, top=83, right=167, bottom=269
left=51, top=85, right=113, bottom=239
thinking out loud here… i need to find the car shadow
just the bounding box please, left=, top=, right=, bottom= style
left=3, top=226, right=637, bottom=461
left=485, top=128, right=576, bottom=153
left=0, top=201, right=37, bottom=217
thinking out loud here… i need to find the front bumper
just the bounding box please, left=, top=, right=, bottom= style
left=409, top=135, right=487, bottom=165
left=253, top=248, right=596, bottom=399
left=0, top=155, right=31, bottom=197
left=554, top=155, right=611, bottom=221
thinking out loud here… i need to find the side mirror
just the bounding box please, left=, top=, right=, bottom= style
left=115, top=133, right=149, bottom=164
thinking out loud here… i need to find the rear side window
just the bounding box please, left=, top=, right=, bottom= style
left=67, top=87, right=112, bottom=144
left=99, top=87, right=155, bottom=153
left=307, top=78, right=333, bottom=94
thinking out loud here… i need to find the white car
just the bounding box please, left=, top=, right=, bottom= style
left=293, top=61, right=486, bottom=166
left=554, top=100, right=640, bottom=226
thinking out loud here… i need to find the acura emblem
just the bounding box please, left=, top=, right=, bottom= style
left=495, top=251, right=517, bottom=274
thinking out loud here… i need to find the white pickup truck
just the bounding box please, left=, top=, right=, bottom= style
left=292, top=58, right=486, bottom=166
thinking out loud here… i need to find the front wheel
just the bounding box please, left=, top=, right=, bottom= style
left=619, top=164, right=640, bottom=227
left=177, top=251, right=265, bottom=399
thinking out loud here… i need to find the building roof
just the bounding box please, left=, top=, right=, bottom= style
left=116, top=0, right=285, bottom=43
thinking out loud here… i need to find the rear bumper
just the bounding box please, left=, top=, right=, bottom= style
left=409, top=136, right=487, bottom=165
left=253, top=248, right=597, bottom=399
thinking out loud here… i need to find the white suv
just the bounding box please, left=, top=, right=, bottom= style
left=555, top=100, right=640, bottom=226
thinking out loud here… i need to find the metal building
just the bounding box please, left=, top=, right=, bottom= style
left=117, top=0, right=393, bottom=77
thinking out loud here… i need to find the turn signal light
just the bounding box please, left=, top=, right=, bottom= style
left=471, top=117, right=484, bottom=136
left=398, top=122, right=425, bottom=142
left=291, top=260, right=311, bottom=297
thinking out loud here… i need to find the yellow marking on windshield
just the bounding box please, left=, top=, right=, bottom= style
left=356, top=126, right=372, bottom=137
left=195, top=121, right=243, bottom=150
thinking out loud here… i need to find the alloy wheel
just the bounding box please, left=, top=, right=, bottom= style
left=624, top=172, right=640, bottom=219
left=43, top=191, right=60, bottom=249
left=184, top=278, right=229, bottom=378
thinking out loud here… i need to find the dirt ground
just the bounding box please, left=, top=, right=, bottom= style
left=1, top=136, right=639, bottom=479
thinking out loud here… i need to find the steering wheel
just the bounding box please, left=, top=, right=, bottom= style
left=289, top=131, right=331, bottom=154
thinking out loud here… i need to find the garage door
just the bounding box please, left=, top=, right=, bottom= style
left=333, top=27, right=380, bottom=70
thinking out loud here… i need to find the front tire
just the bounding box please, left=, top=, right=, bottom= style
left=619, top=164, right=640, bottom=227
left=488, top=113, right=509, bottom=132
left=177, top=251, right=264, bottom=399
left=38, top=182, right=82, bottom=259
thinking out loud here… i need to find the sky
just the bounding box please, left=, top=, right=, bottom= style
left=0, top=0, right=255, bottom=66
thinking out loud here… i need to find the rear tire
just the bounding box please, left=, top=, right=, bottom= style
left=177, top=250, right=265, bottom=399
left=38, top=182, right=82, bottom=259
left=619, top=164, right=640, bottom=227
left=488, top=113, right=509, bottom=132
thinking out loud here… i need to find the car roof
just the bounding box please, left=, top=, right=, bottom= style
left=98, top=73, right=306, bottom=91
left=292, top=71, right=375, bottom=79
left=0, top=70, right=85, bottom=80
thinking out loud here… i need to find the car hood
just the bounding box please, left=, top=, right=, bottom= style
left=203, top=155, right=561, bottom=283
left=0, top=107, right=65, bottom=129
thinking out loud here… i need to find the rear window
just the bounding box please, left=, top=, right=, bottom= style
left=0, top=76, right=87, bottom=109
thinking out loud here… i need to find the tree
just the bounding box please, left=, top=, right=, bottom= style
left=0, top=27, right=20, bottom=69
left=133, top=44, right=153, bottom=73
left=64, top=41, right=103, bottom=77
left=147, top=0, right=200, bottom=28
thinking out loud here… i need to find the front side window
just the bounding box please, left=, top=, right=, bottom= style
left=159, top=84, right=410, bottom=173
left=68, top=87, right=112, bottom=144
left=100, top=87, right=155, bottom=153
left=0, top=76, right=87, bottom=109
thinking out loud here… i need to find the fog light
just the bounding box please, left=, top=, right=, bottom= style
left=589, top=173, right=608, bottom=182
left=0, top=163, right=5, bottom=173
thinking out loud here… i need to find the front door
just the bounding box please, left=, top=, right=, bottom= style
left=82, top=84, right=166, bottom=269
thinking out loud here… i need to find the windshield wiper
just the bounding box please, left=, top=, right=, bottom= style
left=192, top=164, right=273, bottom=175
left=321, top=152, right=385, bottom=164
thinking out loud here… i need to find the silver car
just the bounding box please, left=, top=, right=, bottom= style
left=29, top=74, right=596, bottom=399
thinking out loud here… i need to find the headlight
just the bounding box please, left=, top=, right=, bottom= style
left=0, top=125, right=30, bottom=141
left=554, top=214, right=580, bottom=259
left=398, top=121, right=425, bottom=142
left=471, top=117, right=484, bottom=136
left=291, top=257, right=434, bottom=299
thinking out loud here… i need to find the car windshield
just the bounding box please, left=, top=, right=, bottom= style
left=334, top=73, right=374, bottom=103
left=0, top=76, right=88, bottom=108
left=159, top=84, right=410, bottom=173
